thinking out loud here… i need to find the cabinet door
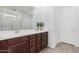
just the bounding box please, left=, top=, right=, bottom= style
left=36, top=33, right=42, bottom=52
left=0, top=40, right=8, bottom=53
left=41, top=32, right=48, bottom=49
left=36, top=33, right=41, bottom=45
left=8, top=41, right=27, bottom=53
left=30, top=47, right=36, bottom=53
left=21, top=36, right=29, bottom=53
left=36, top=44, right=41, bottom=52
left=29, top=34, right=36, bottom=53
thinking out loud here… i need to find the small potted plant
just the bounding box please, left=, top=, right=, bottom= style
left=36, top=22, right=40, bottom=30
left=39, top=22, right=44, bottom=30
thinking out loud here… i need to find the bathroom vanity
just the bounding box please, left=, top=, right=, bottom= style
left=0, top=29, right=48, bottom=53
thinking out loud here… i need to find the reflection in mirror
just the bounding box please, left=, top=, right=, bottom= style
left=0, top=6, right=33, bottom=31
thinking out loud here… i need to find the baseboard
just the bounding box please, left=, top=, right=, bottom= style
left=60, top=41, right=79, bottom=47
left=48, top=39, right=79, bottom=48
left=48, top=44, right=56, bottom=48
left=48, top=42, right=57, bottom=48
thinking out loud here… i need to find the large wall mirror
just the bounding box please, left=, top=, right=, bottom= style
left=0, top=6, right=33, bottom=31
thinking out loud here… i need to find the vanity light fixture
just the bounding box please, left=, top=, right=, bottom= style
left=0, top=8, right=21, bottom=20
left=3, top=13, right=17, bottom=17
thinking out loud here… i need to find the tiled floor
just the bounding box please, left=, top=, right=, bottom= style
left=40, top=42, right=79, bottom=53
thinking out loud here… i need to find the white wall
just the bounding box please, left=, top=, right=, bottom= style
left=48, top=7, right=58, bottom=48
left=32, top=6, right=59, bottom=48
left=32, top=6, right=49, bottom=29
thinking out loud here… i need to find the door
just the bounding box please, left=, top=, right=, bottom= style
left=60, top=7, right=77, bottom=44
left=41, top=32, right=48, bottom=49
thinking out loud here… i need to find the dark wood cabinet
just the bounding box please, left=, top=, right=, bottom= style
left=0, top=32, right=48, bottom=53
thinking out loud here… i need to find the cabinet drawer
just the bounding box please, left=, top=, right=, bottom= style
left=42, top=32, right=48, bottom=36
left=37, top=33, right=41, bottom=37
left=8, top=36, right=28, bottom=46
left=29, top=34, right=36, bottom=40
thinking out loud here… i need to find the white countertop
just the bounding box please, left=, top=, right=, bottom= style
left=0, top=29, right=48, bottom=40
